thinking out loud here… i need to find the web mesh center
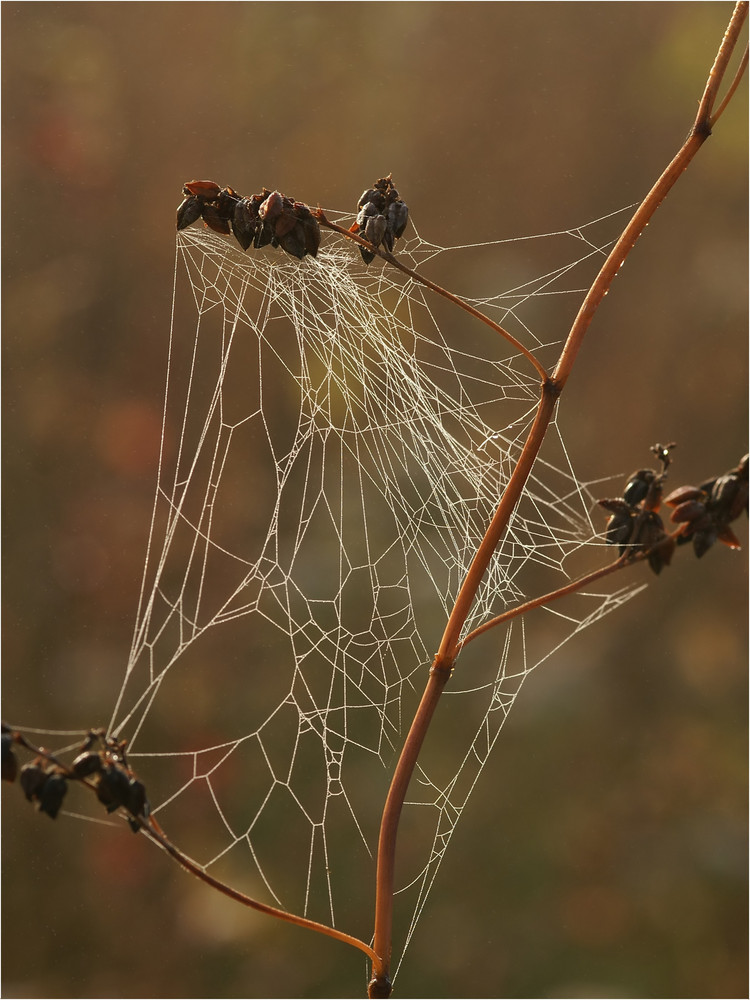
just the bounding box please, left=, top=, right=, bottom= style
left=107, top=214, right=640, bottom=957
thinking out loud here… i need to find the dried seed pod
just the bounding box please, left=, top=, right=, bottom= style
left=630, top=510, right=672, bottom=575
left=254, top=192, right=280, bottom=248
left=96, top=762, right=133, bottom=813
left=669, top=499, right=708, bottom=525
left=709, top=456, right=748, bottom=521
left=716, top=523, right=742, bottom=549
left=355, top=202, right=385, bottom=263
left=20, top=760, right=48, bottom=802
left=647, top=534, right=675, bottom=574
left=37, top=773, right=67, bottom=819
left=215, top=187, right=239, bottom=216
left=386, top=199, right=409, bottom=243
left=183, top=180, right=222, bottom=200
left=276, top=198, right=302, bottom=240
left=232, top=198, right=259, bottom=250
left=254, top=221, right=276, bottom=249
left=357, top=187, right=386, bottom=213
left=623, top=469, right=656, bottom=506
left=296, top=204, right=321, bottom=257
left=278, top=223, right=307, bottom=260
left=200, top=203, right=232, bottom=235
left=126, top=777, right=149, bottom=819
left=598, top=499, right=634, bottom=552
left=258, top=191, right=285, bottom=224
left=693, top=525, right=719, bottom=558
left=631, top=510, right=666, bottom=548
left=176, top=195, right=203, bottom=231
left=72, top=750, right=103, bottom=778
left=362, top=211, right=387, bottom=252
left=664, top=485, right=706, bottom=508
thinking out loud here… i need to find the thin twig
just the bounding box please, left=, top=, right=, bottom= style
left=711, top=43, right=748, bottom=126
left=316, top=214, right=549, bottom=383
left=456, top=553, right=631, bottom=651
left=138, top=817, right=379, bottom=964
left=11, top=731, right=379, bottom=967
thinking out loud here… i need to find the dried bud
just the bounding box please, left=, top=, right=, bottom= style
left=354, top=176, right=409, bottom=264
left=232, top=198, right=260, bottom=250
left=259, top=191, right=285, bottom=224
left=96, top=762, right=133, bottom=813
left=37, top=774, right=67, bottom=819
left=200, top=203, right=232, bottom=235
left=358, top=187, right=386, bottom=212
left=183, top=180, right=222, bottom=200
left=176, top=196, right=202, bottom=231
left=20, top=760, right=48, bottom=802
left=623, top=469, right=656, bottom=507
left=71, top=750, right=103, bottom=778
left=126, top=778, right=149, bottom=819
left=386, top=199, right=409, bottom=243
left=296, top=204, right=321, bottom=257
left=598, top=499, right=634, bottom=552
left=362, top=210, right=387, bottom=251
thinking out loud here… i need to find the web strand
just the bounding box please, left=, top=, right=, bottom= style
left=94, top=209, right=642, bottom=961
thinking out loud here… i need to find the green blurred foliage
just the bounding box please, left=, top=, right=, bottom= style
left=2, top=3, right=747, bottom=998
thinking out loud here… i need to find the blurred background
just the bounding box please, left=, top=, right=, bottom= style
left=2, top=3, right=747, bottom=998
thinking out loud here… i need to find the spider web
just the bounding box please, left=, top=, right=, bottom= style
left=92, top=207, right=642, bottom=971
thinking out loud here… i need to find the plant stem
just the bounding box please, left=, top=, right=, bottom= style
left=554, top=2, right=747, bottom=391
left=366, top=5, right=747, bottom=994
left=139, top=818, right=380, bottom=964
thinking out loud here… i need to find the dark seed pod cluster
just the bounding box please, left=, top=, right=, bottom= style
left=4, top=726, right=150, bottom=833
left=70, top=734, right=150, bottom=833
left=354, top=175, right=409, bottom=264
left=177, top=181, right=321, bottom=260
left=598, top=443, right=676, bottom=575
left=665, top=453, right=748, bottom=557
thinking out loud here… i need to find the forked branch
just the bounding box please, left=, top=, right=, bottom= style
left=367, top=4, right=747, bottom=994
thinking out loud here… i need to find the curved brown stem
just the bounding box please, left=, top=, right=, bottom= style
left=138, top=817, right=379, bottom=964
left=367, top=666, right=451, bottom=996
left=710, top=43, right=748, bottom=127
left=367, top=5, right=748, bottom=992
left=316, top=214, right=549, bottom=383
left=10, top=730, right=379, bottom=967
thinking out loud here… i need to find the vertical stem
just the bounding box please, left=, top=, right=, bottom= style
left=369, top=375, right=560, bottom=998
left=368, top=668, right=450, bottom=996
left=432, top=381, right=560, bottom=669
left=368, top=4, right=747, bottom=992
